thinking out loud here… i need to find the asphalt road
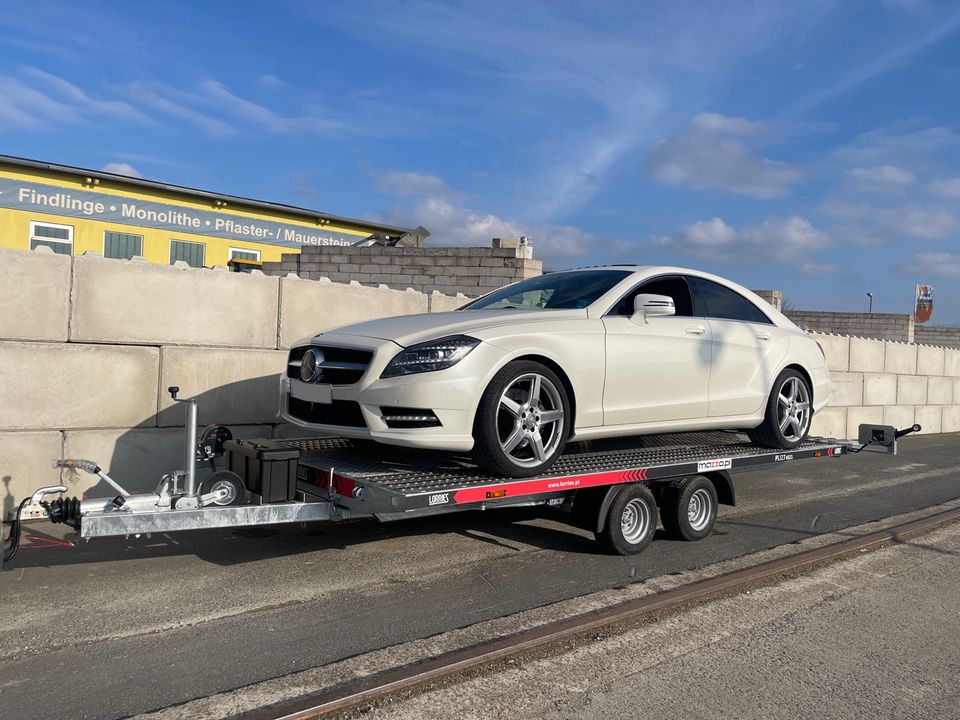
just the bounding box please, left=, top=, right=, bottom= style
left=1, top=433, right=958, bottom=719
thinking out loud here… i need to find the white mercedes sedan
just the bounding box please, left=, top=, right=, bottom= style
left=281, top=266, right=830, bottom=477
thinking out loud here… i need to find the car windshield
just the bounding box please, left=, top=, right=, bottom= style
left=462, top=269, right=633, bottom=310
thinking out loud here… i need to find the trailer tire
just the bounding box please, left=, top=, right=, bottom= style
left=201, top=471, right=246, bottom=507
left=596, top=483, right=657, bottom=555
left=660, top=475, right=718, bottom=541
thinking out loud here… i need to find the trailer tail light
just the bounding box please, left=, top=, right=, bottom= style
left=332, top=473, right=355, bottom=498
left=486, top=489, right=507, bottom=499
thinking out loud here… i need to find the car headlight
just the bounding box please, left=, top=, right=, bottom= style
left=381, top=335, right=480, bottom=378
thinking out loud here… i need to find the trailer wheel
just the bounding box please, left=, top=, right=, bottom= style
left=201, top=471, right=246, bottom=507
left=596, top=484, right=657, bottom=555
left=660, top=475, right=718, bottom=541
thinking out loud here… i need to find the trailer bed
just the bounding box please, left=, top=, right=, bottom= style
left=291, top=431, right=846, bottom=515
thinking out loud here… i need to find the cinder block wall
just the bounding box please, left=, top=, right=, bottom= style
left=262, top=239, right=542, bottom=297
left=914, top=325, right=960, bottom=349
left=785, top=311, right=914, bottom=343
left=809, top=332, right=960, bottom=440
left=0, top=247, right=471, bottom=515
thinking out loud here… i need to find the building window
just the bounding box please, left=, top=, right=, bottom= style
left=228, top=248, right=261, bottom=262
left=169, top=239, right=205, bottom=268
left=30, top=221, right=73, bottom=255
left=104, top=231, right=143, bottom=260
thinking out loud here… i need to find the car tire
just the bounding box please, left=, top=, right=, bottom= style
left=472, top=360, right=571, bottom=478
left=751, top=368, right=813, bottom=449
left=596, top=483, right=658, bottom=555
left=660, top=475, right=718, bottom=541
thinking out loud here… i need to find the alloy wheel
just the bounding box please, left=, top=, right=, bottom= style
left=496, top=372, right=565, bottom=468
left=777, top=376, right=811, bottom=442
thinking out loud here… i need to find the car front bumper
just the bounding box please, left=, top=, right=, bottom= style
left=280, top=339, right=510, bottom=452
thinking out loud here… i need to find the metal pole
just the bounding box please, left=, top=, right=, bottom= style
left=184, top=400, right=198, bottom=497
left=866, top=292, right=873, bottom=314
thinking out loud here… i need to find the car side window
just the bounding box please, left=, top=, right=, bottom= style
left=611, top=276, right=694, bottom=317
left=688, top=276, right=772, bottom=324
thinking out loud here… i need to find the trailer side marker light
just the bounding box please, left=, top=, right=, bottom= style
left=486, top=489, right=507, bottom=499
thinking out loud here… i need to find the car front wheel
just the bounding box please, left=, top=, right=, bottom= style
left=472, top=360, right=570, bottom=477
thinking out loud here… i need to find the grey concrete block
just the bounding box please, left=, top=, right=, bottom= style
left=917, top=345, right=945, bottom=376
left=914, top=406, right=942, bottom=434
left=928, top=376, right=953, bottom=405
left=70, top=255, right=280, bottom=349
left=278, top=276, right=428, bottom=348
left=883, top=405, right=915, bottom=430
left=863, top=374, right=897, bottom=405
left=897, top=375, right=927, bottom=404
left=827, top=372, right=863, bottom=406
left=0, top=341, right=160, bottom=430
left=0, top=430, right=63, bottom=512
left=846, top=406, right=883, bottom=440
left=811, top=333, right=849, bottom=372
left=157, top=346, right=287, bottom=426
left=810, top=407, right=847, bottom=439
left=0, top=247, right=71, bottom=341
left=884, top=342, right=917, bottom=374
left=849, top=337, right=884, bottom=373
left=943, top=405, right=960, bottom=433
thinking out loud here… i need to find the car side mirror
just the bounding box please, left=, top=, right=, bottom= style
left=632, top=293, right=675, bottom=322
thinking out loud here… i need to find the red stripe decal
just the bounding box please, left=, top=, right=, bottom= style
left=452, top=467, right=649, bottom=504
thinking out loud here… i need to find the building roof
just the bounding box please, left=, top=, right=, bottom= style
left=0, top=154, right=420, bottom=238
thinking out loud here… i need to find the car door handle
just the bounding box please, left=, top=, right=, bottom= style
left=756, top=331, right=772, bottom=341
left=685, top=325, right=706, bottom=335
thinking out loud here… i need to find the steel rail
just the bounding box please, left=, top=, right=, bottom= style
left=238, top=505, right=960, bottom=720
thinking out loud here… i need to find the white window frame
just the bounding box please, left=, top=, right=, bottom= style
left=102, top=229, right=144, bottom=259
left=228, top=247, right=261, bottom=262
left=168, top=238, right=206, bottom=267
left=29, top=220, right=74, bottom=253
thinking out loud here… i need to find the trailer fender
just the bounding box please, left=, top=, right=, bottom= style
left=592, top=472, right=735, bottom=535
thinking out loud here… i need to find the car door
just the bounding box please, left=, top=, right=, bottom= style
left=601, top=276, right=711, bottom=425
left=686, top=276, right=789, bottom=418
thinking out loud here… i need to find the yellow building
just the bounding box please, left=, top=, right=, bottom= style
left=0, top=155, right=423, bottom=269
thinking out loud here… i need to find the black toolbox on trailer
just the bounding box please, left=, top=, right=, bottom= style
left=224, top=438, right=300, bottom=503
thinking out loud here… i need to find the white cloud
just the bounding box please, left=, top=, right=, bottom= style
left=257, top=74, right=288, bottom=89
left=652, top=216, right=833, bottom=273
left=845, top=164, right=916, bottom=193
left=124, top=82, right=237, bottom=137
left=896, top=252, right=960, bottom=278
left=102, top=162, right=142, bottom=178
left=647, top=113, right=801, bottom=198
left=375, top=170, right=456, bottom=198
left=897, top=208, right=960, bottom=239
left=0, top=68, right=148, bottom=130
left=928, top=177, right=960, bottom=198
left=374, top=196, right=595, bottom=263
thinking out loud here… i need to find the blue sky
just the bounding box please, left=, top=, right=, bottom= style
left=2, top=1, right=960, bottom=322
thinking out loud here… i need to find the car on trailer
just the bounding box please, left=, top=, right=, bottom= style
left=281, top=266, right=830, bottom=477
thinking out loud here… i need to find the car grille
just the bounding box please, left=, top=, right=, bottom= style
left=287, top=345, right=373, bottom=385
left=287, top=397, right=367, bottom=428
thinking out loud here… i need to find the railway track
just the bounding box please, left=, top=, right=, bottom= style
left=239, top=504, right=960, bottom=720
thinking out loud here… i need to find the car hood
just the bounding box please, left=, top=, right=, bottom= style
left=315, top=309, right=588, bottom=347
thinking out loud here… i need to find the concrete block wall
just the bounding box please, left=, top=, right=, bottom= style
left=262, top=240, right=542, bottom=298
left=786, top=310, right=914, bottom=343
left=914, top=325, right=960, bottom=349
left=0, top=248, right=465, bottom=514
left=809, top=332, right=960, bottom=440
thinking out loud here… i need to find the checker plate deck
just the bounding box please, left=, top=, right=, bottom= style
left=286, top=431, right=840, bottom=498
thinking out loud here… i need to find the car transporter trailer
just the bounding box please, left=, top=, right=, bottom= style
left=3, top=386, right=921, bottom=565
